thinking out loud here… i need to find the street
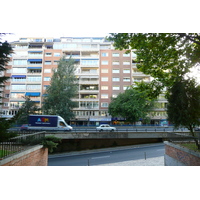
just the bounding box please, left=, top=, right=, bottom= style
left=48, top=142, right=165, bottom=166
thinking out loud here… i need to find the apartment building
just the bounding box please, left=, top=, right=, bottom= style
left=0, top=36, right=167, bottom=125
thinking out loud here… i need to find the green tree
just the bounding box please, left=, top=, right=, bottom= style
left=16, top=96, right=41, bottom=124
left=167, top=78, right=200, bottom=149
left=108, top=33, right=200, bottom=97
left=42, top=56, right=78, bottom=121
left=0, top=34, right=13, bottom=106
left=108, top=88, right=155, bottom=124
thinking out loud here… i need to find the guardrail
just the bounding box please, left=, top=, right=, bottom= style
left=0, top=131, right=45, bottom=159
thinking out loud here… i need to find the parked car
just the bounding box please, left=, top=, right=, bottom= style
left=194, top=127, right=200, bottom=131
left=20, top=124, right=28, bottom=131
left=96, top=124, right=116, bottom=132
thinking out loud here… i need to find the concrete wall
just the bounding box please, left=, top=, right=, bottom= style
left=0, top=145, right=48, bottom=166
left=164, top=141, right=200, bottom=166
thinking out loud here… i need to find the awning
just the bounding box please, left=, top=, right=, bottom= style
left=11, top=75, right=26, bottom=78
left=25, top=92, right=40, bottom=97
left=27, top=67, right=42, bottom=69
left=28, top=59, right=42, bottom=62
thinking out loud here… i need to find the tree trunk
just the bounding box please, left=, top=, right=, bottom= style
left=189, top=125, right=200, bottom=149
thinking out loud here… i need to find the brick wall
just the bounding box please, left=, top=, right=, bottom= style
left=0, top=145, right=48, bottom=166
left=164, top=141, right=200, bottom=166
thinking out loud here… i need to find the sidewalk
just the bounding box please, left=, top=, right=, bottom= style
left=97, top=156, right=164, bottom=166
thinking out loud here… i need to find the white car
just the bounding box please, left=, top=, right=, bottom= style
left=96, top=124, right=116, bottom=132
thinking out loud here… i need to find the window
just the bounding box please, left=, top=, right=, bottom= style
left=101, top=52, right=108, bottom=57
left=45, top=53, right=52, bottom=57
left=101, top=102, right=108, bottom=107
left=44, top=69, right=51, bottom=73
left=44, top=77, right=51, bottom=81
left=123, top=86, right=129, bottom=90
left=81, top=60, right=98, bottom=66
left=123, top=53, right=130, bottom=57
left=113, top=86, right=120, bottom=90
left=101, top=60, right=108, bottom=65
left=26, top=85, right=41, bottom=90
left=11, top=84, right=26, bottom=90
left=112, top=53, right=119, bottom=57
left=13, top=68, right=26, bottom=73
left=101, top=69, right=108, bottom=73
left=101, top=94, right=108, bottom=99
left=112, top=77, right=120, bottom=82
left=4, top=103, right=9, bottom=107
left=45, top=61, right=51, bottom=65
left=13, top=59, right=27, bottom=65
left=123, top=61, right=130, bottom=65
left=27, top=76, right=41, bottom=82
left=101, top=77, right=108, bottom=81
left=112, top=69, right=120, bottom=73
left=54, top=53, right=60, bottom=57
left=10, top=93, right=24, bottom=99
left=123, top=77, right=130, bottom=82
left=101, top=86, right=108, bottom=90
left=112, top=61, right=119, bottom=65
left=123, top=69, right=130, bottom=73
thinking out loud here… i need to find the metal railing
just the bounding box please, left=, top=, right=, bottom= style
left=0, top=131, right=45, bottom=159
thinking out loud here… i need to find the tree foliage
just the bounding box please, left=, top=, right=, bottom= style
left=167, top=78, right=200, bottom=149
left=16, top=96, right=41, bottom=124
left=0, top=34, right=13, bottom=105
left=108, top=88, right=155, bottom=123
left=42, top=57, right=78, bottom=121
left=108, top=33, right=200, bottom=97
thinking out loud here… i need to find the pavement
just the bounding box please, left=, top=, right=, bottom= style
left=97, top=156, right=164, bottom=166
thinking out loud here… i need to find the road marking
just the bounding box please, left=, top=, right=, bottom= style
left=91, top=156, right=110, bottom=159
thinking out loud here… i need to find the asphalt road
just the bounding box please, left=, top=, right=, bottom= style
left=48, top=143, right=165, bottom=166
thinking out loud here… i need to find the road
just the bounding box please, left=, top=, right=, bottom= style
left=48, top=143, right=165, bottom=166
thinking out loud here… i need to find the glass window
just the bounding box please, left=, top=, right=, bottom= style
left=45, top=53, right=52, bottom=57
left=112, top=61, right=119, bottom=65
left=123, top=77, right=130, bottom=82
left=101, top=86, right=108, bottom=90
left=123, top=69, right=130, bottom=73
left=113, top=86, right=120, bottom=90
left=11, top=84, right=26, bottom=90
left=27, top=84, right=41, bottom=90
left=101, top=60, right=108, bottom=65
left=27, top=76, right=41, bottom=82
left=123, top=61, right=130, bottom=65
left=101, top=102, right=108, bottom=107
left=123, top=53, right=130, bottom=57
left=10, top=93, right=25, bottom=99
left=45, top=61, right=51, bottom=65
left=101, top=69, right=108, bottom=73
left=44, top=69, right=51, bottom=73
left=101, top=94, right=108, bottom=99
left=112, top=53, right=119, bottom=57
left=54, top=53, right=60, bottom=57
left=101, top=77, right=108, bottom=81
left=112, top=69, right=120, bottom=73
left=101, top=52, right=108, bottom=57
left=12, top=68, right=26, bottom=73
left=13, top=59, right=27, bottom=65
left=112, top=77, right=120, bottom=81
left=44, top=77, right=51, bottom=81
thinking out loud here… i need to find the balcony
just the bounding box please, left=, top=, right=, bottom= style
left=79, top=90, right=99, bottom=94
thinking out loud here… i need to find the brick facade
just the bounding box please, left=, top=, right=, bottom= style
left=0, top=145, right=48, bottom=166
left=164, top=141, right=200, bottom=166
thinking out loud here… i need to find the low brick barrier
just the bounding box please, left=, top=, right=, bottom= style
left=0, top=145, right=48, bottom=166
left=164, top=141, right=200, bottom=166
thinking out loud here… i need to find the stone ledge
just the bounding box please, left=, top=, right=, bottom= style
left=0, top=145, right=44, bottom=166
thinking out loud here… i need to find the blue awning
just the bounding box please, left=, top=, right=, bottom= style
left=27, top=67, right=42, bottom=69
left=28, top=59, right=42, bottom=62
left=12, top=75, right=26, bottom=78
left=25, top=92, right=40, bottom=97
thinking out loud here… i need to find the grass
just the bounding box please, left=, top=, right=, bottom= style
left=180, top=143, right=200, bottom=153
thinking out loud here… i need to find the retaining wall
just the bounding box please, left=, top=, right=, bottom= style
left=0, top=145, right=48, bottom=166
left=164, top=141, right=200, bottom=166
